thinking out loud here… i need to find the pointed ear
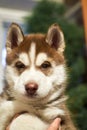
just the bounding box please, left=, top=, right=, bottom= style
left=6, top=23, right=24, bottom=53
left=46, top=24, right=65, bottom=53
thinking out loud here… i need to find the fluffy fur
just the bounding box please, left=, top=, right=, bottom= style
left=0, top=23, right=77, bottom=130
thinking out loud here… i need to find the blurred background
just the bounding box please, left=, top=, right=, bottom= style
left=0, top=0, right=87, bottom=130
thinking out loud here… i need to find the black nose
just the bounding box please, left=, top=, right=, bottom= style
left=25, top=82, right=38, bottom=96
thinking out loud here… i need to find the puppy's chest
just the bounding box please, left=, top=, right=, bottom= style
left=18, top=102, right=65, bottom=123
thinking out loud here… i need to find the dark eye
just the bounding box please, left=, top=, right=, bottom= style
left=41, top=61, right=51, bottom=69
left=15, top=61, right=25, bottom=69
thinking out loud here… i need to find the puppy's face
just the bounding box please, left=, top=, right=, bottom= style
left=6, top=23, right=66, bottom=101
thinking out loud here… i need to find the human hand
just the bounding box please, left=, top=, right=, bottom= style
left=47, top=118, right=61, bottom=130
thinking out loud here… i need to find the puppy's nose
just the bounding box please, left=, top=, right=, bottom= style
left=25, top=82, right=38, bottom=96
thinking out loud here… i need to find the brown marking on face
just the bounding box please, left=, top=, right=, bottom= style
left=6, top=33, right=65, bottom=76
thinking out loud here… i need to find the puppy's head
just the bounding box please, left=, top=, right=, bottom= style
left=6, top=23, right=67, bottom=102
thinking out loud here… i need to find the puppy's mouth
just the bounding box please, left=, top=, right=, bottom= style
left=24, top=90, right=51, bottom=101
left=25, top=93, right=37, bottom=98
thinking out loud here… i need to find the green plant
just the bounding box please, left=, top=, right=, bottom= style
left=67, top=84, right=87, bottom=130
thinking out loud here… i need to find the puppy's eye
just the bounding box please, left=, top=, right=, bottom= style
left=41, top=61, right=51, bottom=69
left=15, top=61, right=25, bottom=69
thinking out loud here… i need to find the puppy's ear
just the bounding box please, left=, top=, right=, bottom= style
left=6, top=23, right=24, bottom=54
left=46, top=24, right=65, bottom=53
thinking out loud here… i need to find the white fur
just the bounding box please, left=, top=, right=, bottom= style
left=1, top=63, right=66, bottom=130
left=43, top=107, right=64, bottom=119
left=0, top=99, right=65, bottom=130
left=0, top=101, right=15, bottom=130
left=6, top=63, right=66, bottom=103
left=19, top=53, right=29, bottom=66
left=49, top=65, right=67, bottom=86
left=13, top=66, right=52, bottom=98
left=29, top=42, right=36, bottom=65
left=48, top=87, right=65, bottom=102
left=6, top=65, right=19, bottom=86
left=9, top=114, right=48, bottom=130
left=36, top=53, right=48, bottom=66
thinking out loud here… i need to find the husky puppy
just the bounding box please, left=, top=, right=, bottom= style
left=0, top=23, right=77, bottom=130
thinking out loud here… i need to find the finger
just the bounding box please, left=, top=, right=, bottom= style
left=59, top=125, right=62, bottom=130
left=47, top=118, right=61, bottom=130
